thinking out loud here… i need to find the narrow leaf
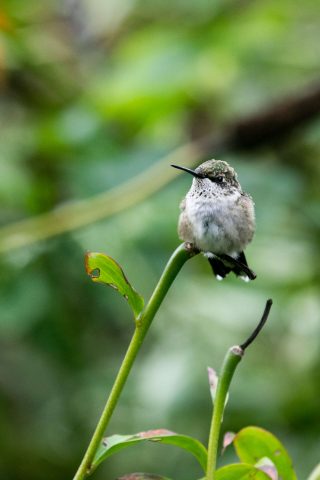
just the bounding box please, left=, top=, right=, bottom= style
left=207, top=366, right=229, bottom=412
left=222, top=432, right=235, bottom=454
left=255, top=457, right=278, bottom=480
left=85, top=252, right=144, bottom=319
left=308, top=463, right=320, bottom=480
left=207, top=367, right=218, bottom=402
left=117, top=474, right=171, bottom=480
left=92, top=429, right=207, bottom=472
left=234, top=427, right=297, bottom=480
left=216, top=463, right=272, bottom=479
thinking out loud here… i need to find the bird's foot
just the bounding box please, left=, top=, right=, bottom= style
left=184, top=242, right=200, bottom=255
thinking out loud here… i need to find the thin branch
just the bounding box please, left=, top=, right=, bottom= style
left=1, top=81, right=320, bottom=253
left=240, top=299, right=273, bottom=351
left=206, top=298, right=273, bottom=479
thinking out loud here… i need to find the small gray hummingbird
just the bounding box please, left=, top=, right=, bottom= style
left=172, top=159, right=256, bottom=281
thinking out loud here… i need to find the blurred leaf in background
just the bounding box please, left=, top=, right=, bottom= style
left=0, top=0, right=319, bottom=479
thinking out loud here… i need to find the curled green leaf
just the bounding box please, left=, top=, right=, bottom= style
left=92, top=429, right=207, bottom=472
left=85, top=252, right=144, bottom=320
left=234, top=427, right=297, bottom=480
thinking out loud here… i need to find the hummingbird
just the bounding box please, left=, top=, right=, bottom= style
left=172, top=159, right=256, bottom=281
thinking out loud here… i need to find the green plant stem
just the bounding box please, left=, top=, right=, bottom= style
left=73, top=244, right=197, bottom=480
left=206, top=346, right=243, bottom=480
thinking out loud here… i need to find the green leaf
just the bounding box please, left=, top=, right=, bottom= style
left=308, top=463, right=320, bottom=480
left=216, top=463, right=272, bottom=480
left=234, top=427, right=297, bottom=480
left=92, top=429, right=207, bottom=472
left=117, top=474, right=171, bottom=480
left=85, top=252, right=144, bottom=319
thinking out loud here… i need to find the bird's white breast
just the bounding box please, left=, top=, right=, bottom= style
left=185, top=190, right=249, bottom=254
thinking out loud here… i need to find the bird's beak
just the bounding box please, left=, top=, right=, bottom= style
left=171, top=164, right=204, bottom=178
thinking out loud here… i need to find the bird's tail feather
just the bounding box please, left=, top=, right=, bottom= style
left=208, top=252, right=256, bottom=281
left=208, top=256, right=231, bottom=280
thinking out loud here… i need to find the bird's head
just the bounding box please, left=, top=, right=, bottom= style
left=171, top=159, right=241, bottom=191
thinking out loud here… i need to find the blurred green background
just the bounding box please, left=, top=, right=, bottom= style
left=0, top=1, right=319, bottom=479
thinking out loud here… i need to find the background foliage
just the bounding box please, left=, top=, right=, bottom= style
left=0, top=1, right=319, bottom=479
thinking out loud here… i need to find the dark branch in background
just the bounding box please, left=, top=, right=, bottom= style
left=240, top=299, right=273, bottom=351
left=230, top=82, right=320, bottom=149
left=201, top=80, right=320, bottom=154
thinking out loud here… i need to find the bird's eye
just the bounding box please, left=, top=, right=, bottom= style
left=213, top=175, right=224, bottom=184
